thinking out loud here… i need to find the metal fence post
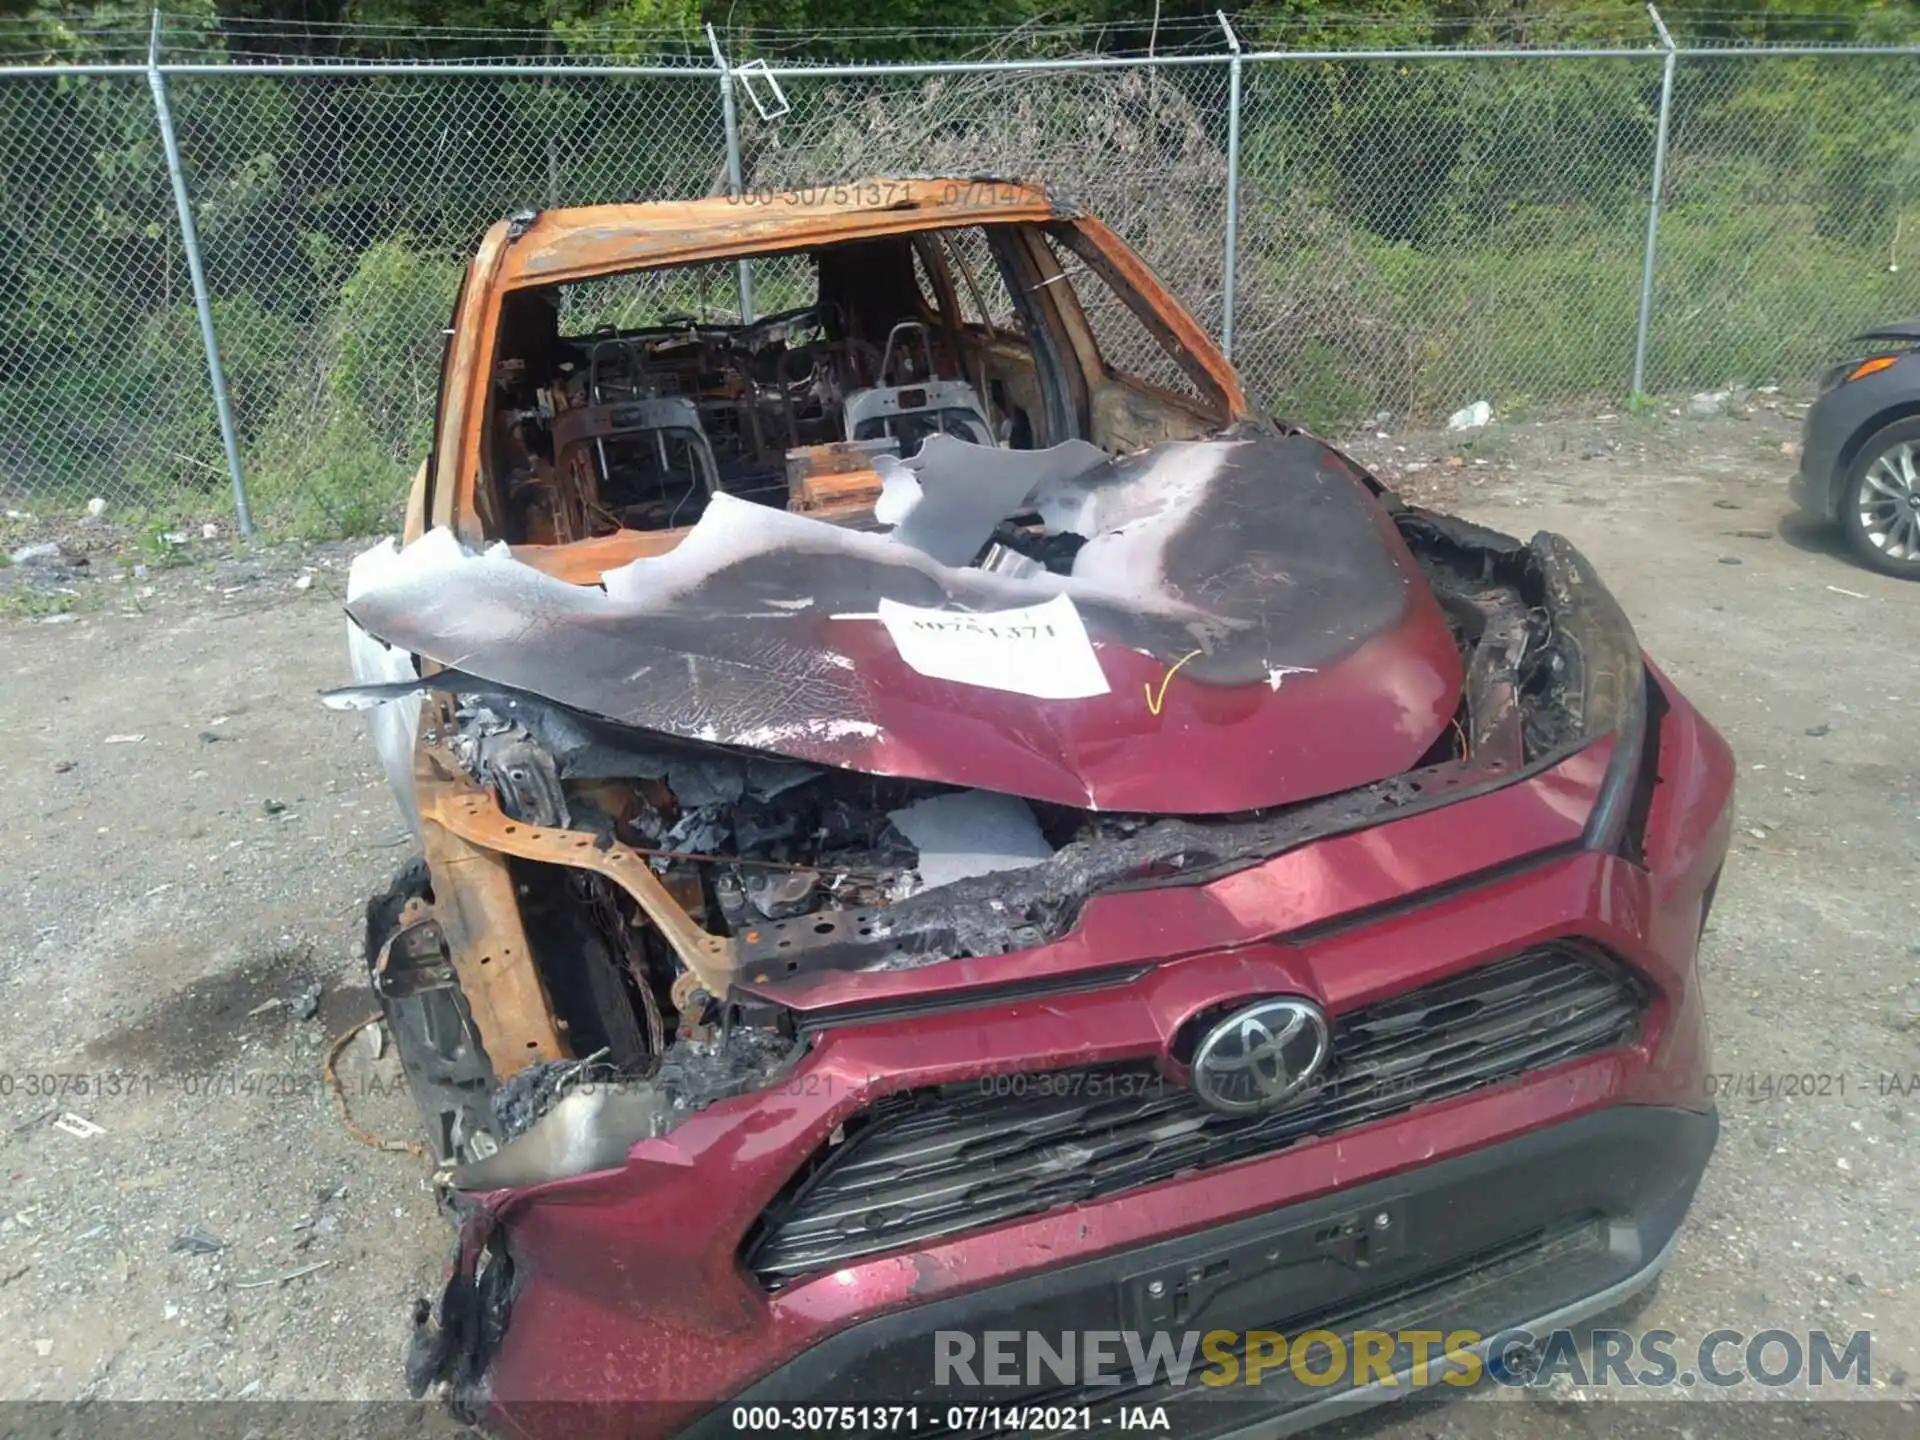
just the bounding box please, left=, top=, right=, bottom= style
left=1632, top=5, right=1678, bottom=401
left=707, top=25, right=755, bottom=323
left=146, top=12, right=252, bottom=534
left=1217, top=12, right=1244, bottom=362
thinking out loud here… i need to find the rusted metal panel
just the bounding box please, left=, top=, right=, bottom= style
left=414, top=764, right=569, bottom=1075
left=419, top=748, right=738, bottom=1000
left=785, top=441, right=887, bottom=514
left=435, top=225, right=515, bottom=545
left=499, top=180, right=1061, bottom=290
left=402, top=459, right=430, bottom=546
left=1070, top=212, right=1250, bottom=418
left=510, top=529, right=687, bottom=583
left=789, top=466, right=884, bottom=515
left=1088, top=381, right=1215, bottom=450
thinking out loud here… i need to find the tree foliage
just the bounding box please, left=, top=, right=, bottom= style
left=3, top=2, right=1920, bottom=527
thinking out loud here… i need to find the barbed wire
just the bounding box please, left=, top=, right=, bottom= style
left=0, top=7, right=1896, bottom=31
left=1, top=6, right=1908, bottom=70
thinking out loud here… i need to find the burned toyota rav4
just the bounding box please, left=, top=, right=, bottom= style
left=332, top=181, right=1733, bottom=1438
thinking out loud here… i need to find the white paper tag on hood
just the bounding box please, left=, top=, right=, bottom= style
left=876, top=593, right=1111, bottom=700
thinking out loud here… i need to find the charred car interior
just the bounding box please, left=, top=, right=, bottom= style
left=480, top=218, right=1224, bottom=548
left=333, top=181, right=1732, bottom=1438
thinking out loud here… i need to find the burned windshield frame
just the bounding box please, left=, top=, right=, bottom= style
left=1042, top=221, right=1231, bottom=413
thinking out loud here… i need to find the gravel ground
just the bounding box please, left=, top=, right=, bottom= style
left=1, top=400, right=1915, bottom=1435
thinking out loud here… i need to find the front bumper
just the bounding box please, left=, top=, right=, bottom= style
left=1792, top=396, right=1849, bottom=519
left=1792, top=354, right=1920, bottom=521
left=418, top=675, right=1732, bottom=1440
left=695, top=1104, right=1717, bottom=1438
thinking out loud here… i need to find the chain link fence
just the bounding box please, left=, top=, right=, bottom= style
left=1645, top=52, right=1920, bottom=395
left=736, top=60, right=1235, bottom=347
left=164, top=67, right=724, bottom=533
left=0, top=75, right=215, bottom=519
left=1236, top=54, right=1664, bottom=423
left=4, top=30, right=1920, bottom=534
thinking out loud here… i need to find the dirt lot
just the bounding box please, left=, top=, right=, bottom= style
left=2, top=399, right=1917, bottom=1434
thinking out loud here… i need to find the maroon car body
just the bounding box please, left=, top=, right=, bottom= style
left=336, top=181, right=1732, bottom=1439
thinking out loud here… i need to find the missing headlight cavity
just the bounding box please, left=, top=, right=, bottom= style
left=1400, top=509, right=1644, bottom=760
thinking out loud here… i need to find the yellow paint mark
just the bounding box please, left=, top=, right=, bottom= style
left=1144, top=649, right=1204, bottom=716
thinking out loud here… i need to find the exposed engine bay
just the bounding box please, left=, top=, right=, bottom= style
left=338, top=433, right=1645, bottom=1182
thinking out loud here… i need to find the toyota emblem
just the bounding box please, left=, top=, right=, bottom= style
left=1188, top=998, right=1331, bottom=1115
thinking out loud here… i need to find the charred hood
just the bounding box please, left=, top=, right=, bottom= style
left=344, top=433, right=1463, bottom=813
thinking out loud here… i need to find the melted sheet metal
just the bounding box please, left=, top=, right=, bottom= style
left=874, top=435, right=1106, bottom=566
left=448, top=1082, right=673, bottom=1191
left=345, top=434, right=1460, bottom=813
left=888, top=790, right=1054, bottom=890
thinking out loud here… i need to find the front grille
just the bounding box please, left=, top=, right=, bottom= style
left=747, top=945, right=1643, bottom=1285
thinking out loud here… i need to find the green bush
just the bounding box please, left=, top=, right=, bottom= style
left=1238, top=171, right=1920, bottom=430
left=1646, top=195, right=1920, bottom=391
left=246, top=239, right=460, bottom=537
left=330, top=240, right=463, bottom=463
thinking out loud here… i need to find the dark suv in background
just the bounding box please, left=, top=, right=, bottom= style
left=1793, top=316, right=1920, bottom=577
